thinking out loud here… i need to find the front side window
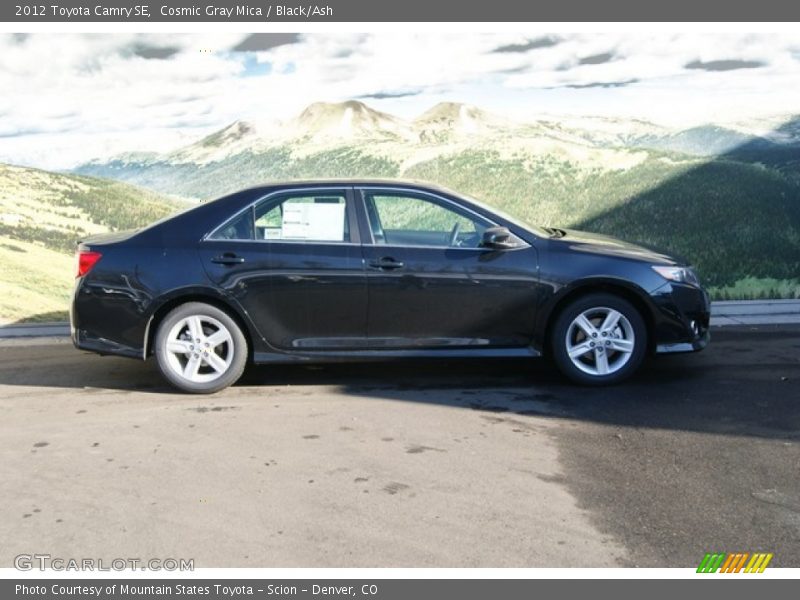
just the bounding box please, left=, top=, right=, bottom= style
left=210, top=191, right=350, bottom=243
left=364, top=191, right=490, bottom=248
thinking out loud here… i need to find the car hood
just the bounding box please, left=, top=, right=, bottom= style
left=551, top=228, right=686, bottom=265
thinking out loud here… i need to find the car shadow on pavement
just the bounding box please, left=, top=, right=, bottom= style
left=3, top=325, right=797, bottom=441
left=248, top=349, right=799, bottom=442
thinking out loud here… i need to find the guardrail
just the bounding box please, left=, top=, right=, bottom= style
left=1, top=300, right=799, bottom=339
left=0, top=322, right=71, bottom=338
left=711, top=299, right=800, bottom=325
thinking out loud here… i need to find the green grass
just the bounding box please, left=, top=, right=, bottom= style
left=0, top=163, right=186, bottom=322
left=0, top=236, right=72, bottom=323
left=708, top=277, right=800, bottom=301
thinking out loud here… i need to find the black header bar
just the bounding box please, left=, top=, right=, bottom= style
left=4, top=0, right=800, bottom=22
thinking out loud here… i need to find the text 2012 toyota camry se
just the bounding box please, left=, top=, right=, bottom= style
left=71, top=180, right=710, bottom=393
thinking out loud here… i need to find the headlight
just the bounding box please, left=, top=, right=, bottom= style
left=652, top=265, right=699, bottom=285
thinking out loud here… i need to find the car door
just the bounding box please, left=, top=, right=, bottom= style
left=198, top=187, right=368, bottom=351
left=357, top=187, right=542, bottom=349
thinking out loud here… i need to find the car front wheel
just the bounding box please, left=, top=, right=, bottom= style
left=154, top=302, right=247, bottom=394
left=551, top=293, right=647, bottom=385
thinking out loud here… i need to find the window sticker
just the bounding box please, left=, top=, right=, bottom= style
left=281, top=202, right=346, bottom=241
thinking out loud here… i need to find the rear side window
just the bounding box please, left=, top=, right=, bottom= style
left=209, top=191, right=350, bottom=242
left=255, top=193, right=349, bottom=242
left=209, top=208, right=255, bottom=241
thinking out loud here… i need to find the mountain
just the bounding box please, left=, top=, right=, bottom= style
left=198, top=119, right=258, bottom=147
left=290, top=100, right=416, bottom=141
left=631, top=125, right=776, bottom=157
left=171, top=120, right=263, bottom=164
left=507, top=116, right=663, bottom=152
left=73, top=102, right=800, bottom=298
left=414, top=102, right=511, bottom=141
left=731, top=113, right=800, bottom=144
left=76, top=100, right=646, bottom=197
left=0, top=163, right=187, bottom=322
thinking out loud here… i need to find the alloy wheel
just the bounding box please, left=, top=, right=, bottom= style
left=163, top=315, right=234, bottom=383
left=565, top=306, right=636, bottom=376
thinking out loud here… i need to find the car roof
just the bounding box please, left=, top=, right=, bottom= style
left=223, top=178, right=461, bottom=197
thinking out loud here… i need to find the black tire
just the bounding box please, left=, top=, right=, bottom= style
left=154, top=302, right=248, bottom=394
left=550, top=293, right=647, bottom=386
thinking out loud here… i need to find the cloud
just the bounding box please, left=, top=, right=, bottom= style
left=685, top=59, right=766, bottom=71
left=497, top=65, right=531, bottom=75
left=358, top=90, right=422, bottom=99
left=578, top=52, right=615, bottom=65
left=491, top=36, right=560, bottom=53
left=129, top=43, right=180, bottom=60
left=0, top=128, right=50, bottom=138
left=559, top=79, right=639, bottom=89
left=503, top=33, right=795, bottom=90
left=231, top=33, right=300, bottom=52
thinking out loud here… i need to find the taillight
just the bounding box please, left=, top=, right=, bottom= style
left=76, top=251, right=102, bottom=278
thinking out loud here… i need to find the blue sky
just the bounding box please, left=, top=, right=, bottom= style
left=0, top=32, right=798, bottom=169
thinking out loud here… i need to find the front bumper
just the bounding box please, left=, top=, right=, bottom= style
left=656, top=327, right=710, bottom=353
left=650, top=281, right=711, bottom=354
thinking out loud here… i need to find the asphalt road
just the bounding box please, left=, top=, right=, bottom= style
left=0, top=325, right=798, bottom=568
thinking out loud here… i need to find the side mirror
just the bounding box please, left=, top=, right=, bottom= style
left=480, top=226, right=516, bottom=250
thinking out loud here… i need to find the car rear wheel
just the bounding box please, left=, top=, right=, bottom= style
left=154, top=302, right=247, bottom=394
left=551, top=293, right=646, bottom=385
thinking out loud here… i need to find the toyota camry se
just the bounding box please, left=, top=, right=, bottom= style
left=71, top=180, right=710, bottom=393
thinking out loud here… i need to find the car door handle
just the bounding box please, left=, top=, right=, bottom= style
left=211, top=253, right=245, bottom=265
left=368, top=257, right=404, bottom=270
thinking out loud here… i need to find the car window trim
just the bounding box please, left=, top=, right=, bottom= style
left=202, top=238, right=363, bottom=247
left=363, top=242, right=530, bottom=253
left=203, top=186, right=360, bottom=245
left=355, top=185, right=529, bottom=250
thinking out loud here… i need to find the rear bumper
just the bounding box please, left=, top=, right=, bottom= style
left=71, top=327, right=143, bottom=359
left=70, top=278, right=144, bottom=360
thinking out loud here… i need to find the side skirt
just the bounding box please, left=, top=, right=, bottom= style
left=253, top=346, right=541, bottom=364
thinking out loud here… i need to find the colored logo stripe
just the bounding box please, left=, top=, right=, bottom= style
left=745, top=553, right=773, bottom=573
left=720, top=553, right=748, bottom=573
left=697, top=552, right=773, bottom=573
left=697, top=553, right=726, bottom=573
